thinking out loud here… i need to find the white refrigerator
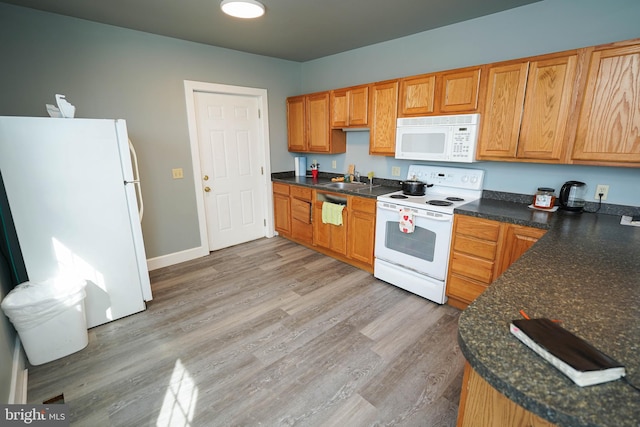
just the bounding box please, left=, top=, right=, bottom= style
left=0, top=117, right=152, bottom=328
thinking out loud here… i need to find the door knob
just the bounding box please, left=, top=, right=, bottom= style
left=203, top=175, right=209, bottom=181
left=204, top=186, right=211, bottom=192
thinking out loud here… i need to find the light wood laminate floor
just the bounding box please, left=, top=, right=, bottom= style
left=27, top=237, right=465, bottom=426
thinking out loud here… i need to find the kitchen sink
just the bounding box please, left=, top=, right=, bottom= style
left=322, top=182, right=375, bottom=191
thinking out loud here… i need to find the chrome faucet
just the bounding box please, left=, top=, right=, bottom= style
left=354, top=171, right=360, bottom=183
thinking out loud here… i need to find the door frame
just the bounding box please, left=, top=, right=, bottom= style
left=184, top=80, right=275, bottom=255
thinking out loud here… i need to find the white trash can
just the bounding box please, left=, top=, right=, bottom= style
left=0, top=276, right=89, bottom=365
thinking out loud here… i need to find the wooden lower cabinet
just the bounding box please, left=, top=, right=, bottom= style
left=499, top=224, right=547, bottom=277
left=273, top=182, right=291, bottom=236
left=447, top=215, right=546, bottom=309
left=313, top=200, right=348, bottom=256
left=290, top=186, right=313, bottom=245
left=273, top=183, right=376, bottom=272
left=347, top=197, right=376, bottom=266
left=457, top=362, right=557, bottom=427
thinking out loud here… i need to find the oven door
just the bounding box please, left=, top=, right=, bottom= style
left=374, top=201, right=452, bottom=280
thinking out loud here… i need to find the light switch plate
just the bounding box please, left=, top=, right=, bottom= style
left=391, top=166, right=401, bottom=177
left=172, top=168, right=184, bottom=179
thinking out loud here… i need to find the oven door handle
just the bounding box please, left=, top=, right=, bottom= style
left=413, top=212, right=452, bottom=221
left=377, top=203, right=452, bottom=221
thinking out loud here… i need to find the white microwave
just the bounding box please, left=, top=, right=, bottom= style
left=395, top=114, right=480, bottom=163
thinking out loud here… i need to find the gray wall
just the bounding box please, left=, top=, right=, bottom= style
left=0, top=2, right=302, bottom=261
left=0, top=3, right=300, bottom=401
left=297, top=0, right=640, bottom=207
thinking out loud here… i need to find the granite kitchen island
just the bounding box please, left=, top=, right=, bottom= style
left=455, top=199, right=640, bottom=426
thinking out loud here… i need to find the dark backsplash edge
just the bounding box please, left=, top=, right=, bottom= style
left=482, top=190, right=640, bottom=217
left=271, top=172, right=639, bottom=216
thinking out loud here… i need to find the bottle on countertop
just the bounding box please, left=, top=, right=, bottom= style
left=533, top=187, right=556, bottom=209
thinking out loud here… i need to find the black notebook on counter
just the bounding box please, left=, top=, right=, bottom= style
left=510, top=318, right=625, bottom=387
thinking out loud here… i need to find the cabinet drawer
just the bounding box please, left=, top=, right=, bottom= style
left=291, top=185, right=312, bottom=200
left=453, top=234, right=498, bottom=261
left=447, top=274, right=488, bottom=304
left=350, top=196, right=376, bottom=214
left=291, top=198, right=312, bottom=224
left=450, top=252, right=495, bottom=284
left=456, top=216, right=501, bottom=241
left=273, top=182, right=290, bottom=195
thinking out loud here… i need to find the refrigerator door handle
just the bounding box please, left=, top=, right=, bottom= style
left=126, top=139, right=144, bottom=222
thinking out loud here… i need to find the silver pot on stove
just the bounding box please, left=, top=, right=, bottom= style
left=401, top=179, right=433, bottom=196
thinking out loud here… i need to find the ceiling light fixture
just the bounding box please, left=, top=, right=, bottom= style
left=220, top=0, right=265, bottom=19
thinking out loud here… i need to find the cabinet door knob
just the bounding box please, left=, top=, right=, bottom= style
left=203, top=175, right=209, bottom=181
left=204, top=186, right=211, bottom=192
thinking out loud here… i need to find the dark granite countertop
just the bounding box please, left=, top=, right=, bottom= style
left=271, top=171, right=400, bottom=199
left=455, top=200, right=640, bottom=426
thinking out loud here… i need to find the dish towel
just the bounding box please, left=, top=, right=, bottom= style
left=322, top=202, right=345, bottom=226
left=399, top=208, right=414, bottom=233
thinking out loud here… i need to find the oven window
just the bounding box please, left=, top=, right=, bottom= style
left=385, top=222, right=436, bottom=262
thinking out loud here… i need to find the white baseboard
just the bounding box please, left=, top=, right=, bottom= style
left=146, top=245, right=209, bottom=271
left=146, top=234, right=277, bottom=272
left=8, top=336, right=27, bottom=404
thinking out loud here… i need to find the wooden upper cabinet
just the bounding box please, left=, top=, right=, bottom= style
left=369, top=80, right=399, bottom=156
left=331, top=89, right=349, bottom=128
left=331, top=85, right=368, bottom=128
left=307, top=92, right=331, bottom=152
left=439, top=67, right=482, bottom=113
left=286, top=95, right=307, bottom=152
left=477, top=53, right=578, bottom=162
left=517, top=54, right=578, bottom=161
left=398, top=66, right=482, bottom=117
left=287, top=92, right=346, bottom=154
left=477, top=62, right=528, bottom=159
left=572, top=42, right=640, bottom=165
left=398, top=74, right=436, bottom=116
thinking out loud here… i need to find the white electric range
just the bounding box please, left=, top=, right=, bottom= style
left=374, top=165, right=485, bottom=304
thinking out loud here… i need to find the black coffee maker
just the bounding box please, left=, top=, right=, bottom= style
left=559, top=181, right=587, bottom=212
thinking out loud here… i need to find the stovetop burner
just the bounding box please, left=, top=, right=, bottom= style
left=376, top=165, right=485, bottom=214
left=427, top=200, right=454, bottom=206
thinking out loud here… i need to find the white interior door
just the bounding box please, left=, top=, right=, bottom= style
left=194, top=91, right=266, bottom=251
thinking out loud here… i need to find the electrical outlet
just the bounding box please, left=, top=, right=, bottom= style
left=332, top=160, right=337, bottom=169
left=172, top=168, right=184, bottom=179
left=391, top=166, right=401, bottom=177
left=594, top=184, right=609, bottom=201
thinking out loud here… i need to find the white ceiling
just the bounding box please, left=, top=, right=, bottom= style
left=2, top=0, right=541, bottom=62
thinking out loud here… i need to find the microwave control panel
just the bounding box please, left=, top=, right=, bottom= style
left=451, top=125, right=479, bottom=162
